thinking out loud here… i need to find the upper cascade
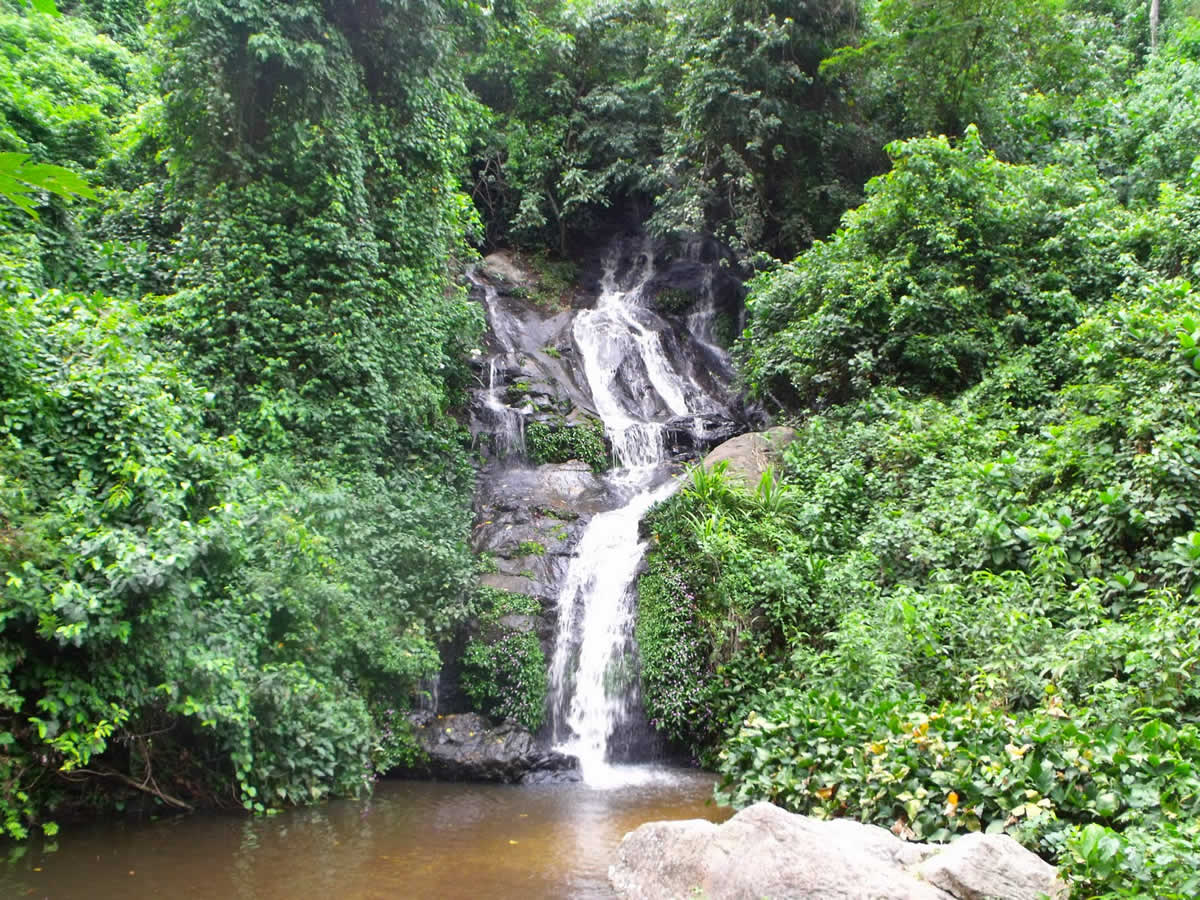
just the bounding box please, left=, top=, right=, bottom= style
left=467, top=233, right=750, bottom=471
left=574, top=239, right=723, bottom=468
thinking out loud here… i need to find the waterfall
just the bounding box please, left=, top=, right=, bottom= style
left=484, top=357, right=525, bottom=459
left=471, top=273, right=527, bottom=460
left=547, top=238, right=737, bottom=786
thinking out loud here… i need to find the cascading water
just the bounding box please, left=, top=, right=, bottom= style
left=484, top=357, right=525, bottom=459
left=547, top=239, right=740, bottom=785
left=470, top=273, right=527, bottom=460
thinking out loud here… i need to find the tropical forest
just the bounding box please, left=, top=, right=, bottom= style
left=1, top=0, right=1199, bottom=896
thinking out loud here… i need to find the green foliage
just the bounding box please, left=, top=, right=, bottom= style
left=652, top=274, right=1200, bottom=892
left=0, top=285, right=393, bottom=829
left=0, top=5, right=147, bottom=288
left=821, top=0, right=1101, bottom=143
left=460, top=588, right=546, bottom=732
left=155, top=0, right=484, bottom=461
left=369, top=705, right=428, bottom=774
left=737, top=127, right=1135, bottom=410
left=651, top=287, right=696, bottom=314
left=1094, top=21, right=1200, bottom=206
left=0, top=7, right=141, bottom=169
left=0, top=151, right=94, bottom=217
left=0, top=0, right=483, bottom=835
left=637, top=88, right=1200, bottom=894
left=717, top=690, right=1200, bottom=859
left=637, top=461, right=830, bottom=758
left=469, top=0, right=876, bottom=258
left=500, top=251, right=578, bottom=309
left=467, top=0, right=671, bottom=251
left=635, top=566, right=716, bottom=752
left=1061, top=819, right=1200, bottom=898
left=648, top=0, right=875, bottom=254
left=526, top=418, right=609, bottom=471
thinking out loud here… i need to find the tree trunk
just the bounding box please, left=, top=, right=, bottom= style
left=1150, top=0, right=1161, bottom=51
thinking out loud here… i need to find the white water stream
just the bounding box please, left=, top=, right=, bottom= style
left=476, top=277, right=527, bottom=459
left=548, top=241, right=734, bottom=786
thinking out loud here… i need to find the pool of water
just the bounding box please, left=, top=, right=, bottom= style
left=1, top=766, right=730, bottom=899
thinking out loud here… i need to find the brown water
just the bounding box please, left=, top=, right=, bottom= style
left=0, top=767, right=730, bottom=899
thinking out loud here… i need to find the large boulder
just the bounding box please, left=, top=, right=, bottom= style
left=406, top=712, right=580, bottom=785
left=609, top=802, right=1066, bottom=900
left=917, top=833, right=1063, bottom=900
left=702, top=426, right=798, bottom=488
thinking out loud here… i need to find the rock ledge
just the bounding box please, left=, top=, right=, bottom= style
left=404, top=712, right=580, bottom=784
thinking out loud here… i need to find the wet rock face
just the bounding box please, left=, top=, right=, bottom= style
left=468, top=252, right=599, bottom=468
left=474, top=461, right=614, bottom=609
left=664, top=414, right=748, bottom=460
left=405, top=712, right=581, bottom=784
left=447, top=233, right=760, bottom=755
left=469, top=241, right=760, bottom=470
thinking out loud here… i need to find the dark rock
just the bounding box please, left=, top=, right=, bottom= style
left=407, top=712, right=580, bottom=784
left=495, top=613, right=539, bottom=634
left=479, top=573, right=537, bottom=596
left=664, top=414, right=747, bottom=460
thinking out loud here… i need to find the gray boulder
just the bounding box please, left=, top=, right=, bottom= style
left=406, top=712, right=580, bottom=784
left=609, top=802, right=1066, bottom=900
left=918, top=833, right=1066, bottom=900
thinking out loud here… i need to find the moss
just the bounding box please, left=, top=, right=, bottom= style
left=712, top=312, right=738, bottom=348
left=515, top=540, right=546, bottom=556
left=475, top=585, right=539, bottom=621
left=513, top=251, right=578, bottom=310
left=506, top=380, right=532, bottom=403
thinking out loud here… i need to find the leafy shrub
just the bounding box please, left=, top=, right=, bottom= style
left=652, top=287, right=696, bottom=314
left=460, top=589, right=547, bottom=732
left=523, top=251, right=578, bottom=308
left=1061, top=820, right=1200, bottom=899
left=737, top=127, right=1134, bottom=410
left=640, top=118, right=1200, bottom=898
left=1097, top=21, right=1200, bottom=207
left=717, top=689, right=1200, bottom=857
left=635, top=567, right=715, bottom=753
left=0, top=286, right=429, bottom=831
left=369, top=705, right=428, bottom=774
left=526, top=418, right=609, bottom=471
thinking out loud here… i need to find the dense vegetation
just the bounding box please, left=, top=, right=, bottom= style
left=461, top=586, right=547, bottom=732
left=636, top=8, right=1200, bottom=897
left=1, top=0, right=480, bottom=835
left=4, top=0, right=1200, bottom=895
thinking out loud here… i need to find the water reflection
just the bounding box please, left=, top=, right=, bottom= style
left=0, top=767, right=729, bottom=899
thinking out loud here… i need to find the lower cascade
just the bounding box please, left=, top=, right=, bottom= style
left=547, top=476, right=676, bottom=783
